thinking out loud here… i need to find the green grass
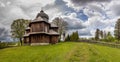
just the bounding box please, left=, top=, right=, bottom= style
left=0, top=42, right=120, bottom=62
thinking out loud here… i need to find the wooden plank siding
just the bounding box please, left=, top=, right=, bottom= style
left=30, top=22, right=50, bottom=33
left=30, top=35, right=50, bottom=43
left=50, top=36, right=59, bottom=44
left=24, top=19, right=59, bottom=45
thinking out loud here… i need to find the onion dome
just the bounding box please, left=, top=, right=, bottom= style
left=36, top=10, right=49, bottom=20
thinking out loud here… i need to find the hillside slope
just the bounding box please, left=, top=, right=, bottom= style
left=0, top=42, right=120, bottom=62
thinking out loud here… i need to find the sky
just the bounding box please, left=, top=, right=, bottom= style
left=0, top=0, right=120, bottom=41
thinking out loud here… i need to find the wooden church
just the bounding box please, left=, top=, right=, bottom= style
left=23, top=10, right=59, bottom=45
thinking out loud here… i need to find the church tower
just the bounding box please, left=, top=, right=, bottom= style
left=24, top=10, right=59, bottom=45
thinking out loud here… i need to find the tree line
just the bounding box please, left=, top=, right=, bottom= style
left=65, top=31, right=79, bottom=41
left=94, top=29, right=114, bottom=42
left=94, top=19, right=120, bottom=42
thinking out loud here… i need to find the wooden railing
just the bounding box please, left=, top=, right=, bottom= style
left=79, top=40, right=120, bottom=49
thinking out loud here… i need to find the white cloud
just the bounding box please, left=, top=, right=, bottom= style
left=14, top=0, right=55, bottom=7
left=6, top=1, right=11, bottom=5
left=103, top=26, right=114, bottom=32
left=0, top=1, right=5, bottom=7
left=45, top=8, right=62, bottom=22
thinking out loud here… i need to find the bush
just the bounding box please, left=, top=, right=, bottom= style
left=0, top=42, right=17, bottom=49
left=0, top=42, right=8, bottom=49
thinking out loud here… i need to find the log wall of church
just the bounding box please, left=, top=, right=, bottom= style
left=24, top=37, right=30, bottom=44
left=30, top=22, right=50, bottom=33
left=50, top=36, right=59, bottom=44
left=30, top=35, right=50, bottom=43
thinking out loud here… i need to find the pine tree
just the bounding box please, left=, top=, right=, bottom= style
left=114, top=19, right=120, bottom=40
left=103, top=31, right=107, bottom=39
left=95, top=29, right=100, bottom=40
left=100, top=30, right=103, bottom=39
left=70, top=32, right=75, bottom=41
left=65, top=34, right=70, bottom=41
left=69, top=31, right=79, bottom=41
left=75, top=31, right=79, bottom=41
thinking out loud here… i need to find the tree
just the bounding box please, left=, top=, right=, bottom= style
left=11, top=19, right=30, bottom=45
left=114, top=19, right=120, bottom=40
left=65, top=34, right=70, bottom=41
left=69, top=31, right=79, bottom=41
left=107, top=32, right=112, bottom=37
left=100, top=30, right=103, bottom=39
left=52, top=17, right=68, bottom=40
left=74, top=31, right=79, bottom=41
left=103, top=31, right=107, bottom=39
left=70, top=32, right=75, bottom=41
left=106, top=32, right=114, bottom=42
left=95, top=29, right=100, bottom=40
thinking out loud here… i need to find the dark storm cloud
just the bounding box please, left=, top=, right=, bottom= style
left=63, top=17, right=86, bottom=29
left=67, top=23, right=86, bottom=29
left=0, top=27, right=9, bottom=41
left=43, top=0, right=74, bottom=14
left=70, top=0, right=111, bottom=5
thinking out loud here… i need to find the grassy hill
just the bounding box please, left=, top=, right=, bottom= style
left=0, top=42, right=120, bottom=62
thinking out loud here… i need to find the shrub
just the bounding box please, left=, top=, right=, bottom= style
left=0, top=42, right=8, bottom=49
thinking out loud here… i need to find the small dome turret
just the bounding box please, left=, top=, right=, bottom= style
left=36, top=10, right=49, bottom=21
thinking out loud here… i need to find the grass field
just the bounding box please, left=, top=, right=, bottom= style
left=0, top=42, right=120, bottom=62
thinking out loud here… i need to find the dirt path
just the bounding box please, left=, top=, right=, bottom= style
left=65, top=43, right=90, bottom=62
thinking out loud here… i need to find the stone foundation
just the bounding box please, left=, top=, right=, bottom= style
left=30, top=43, right=49, bottom=46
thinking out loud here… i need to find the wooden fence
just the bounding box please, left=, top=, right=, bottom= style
left=79, top=40, right=120, bottom=49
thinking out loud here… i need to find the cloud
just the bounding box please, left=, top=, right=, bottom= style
left=63, top=0, right=111, bottom=11
left=60, top=12, right=92, bottom=36
left=83, top=8, right=102, bottom=18
left=62, top=12, right=86, bottom=29
left=67, top=28, right=92, bottom=37
left=0, top=0, right=120, bottom=40
left=0, top=0, right=56, bottom=25
left=78, top=28, right=92, bottom=36
left=0, top=0, right=56, bottom=41
left=107, top=0, right=120, bottom=17
left=43, top=0, right=75, bottom=21
left=0, top=24, right=9, bottom=41
left=68, top=0, right=110, bottom=3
